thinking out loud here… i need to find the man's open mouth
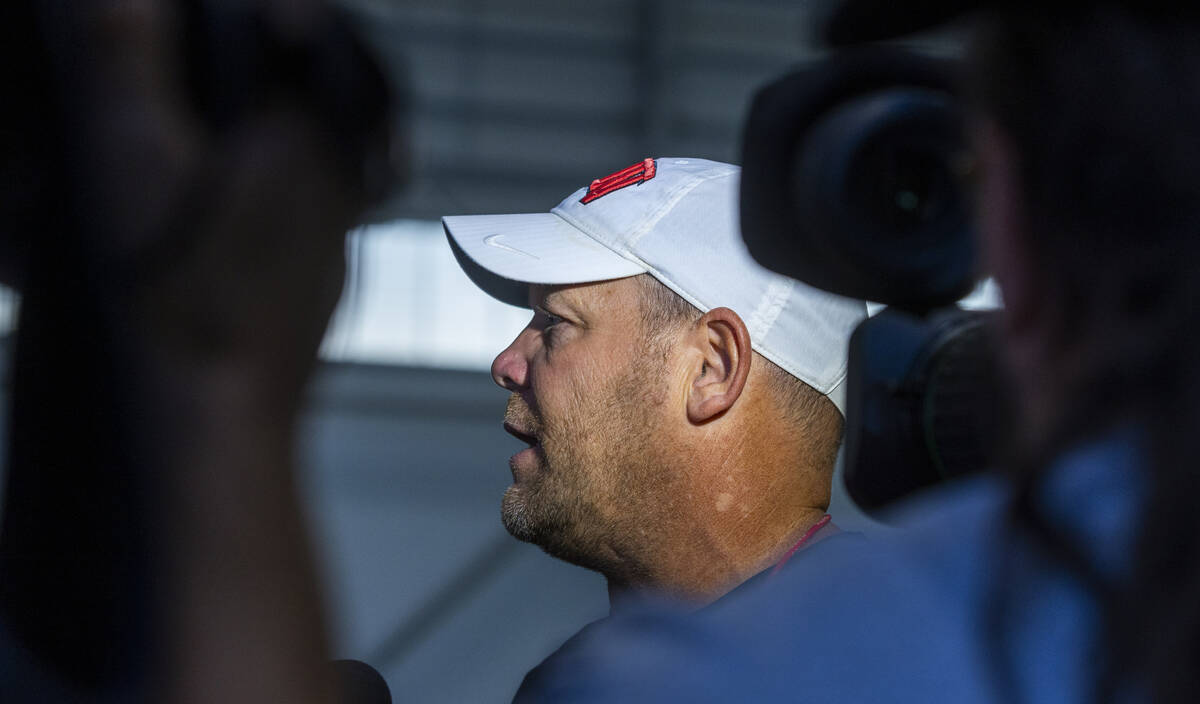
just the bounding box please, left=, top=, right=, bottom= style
left=503, top=422, right=539, bottom=447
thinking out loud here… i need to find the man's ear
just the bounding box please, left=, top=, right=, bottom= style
left=685, top=307, right=752, bottom=424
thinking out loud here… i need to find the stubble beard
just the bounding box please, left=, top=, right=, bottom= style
left=499, top=352, right=671, bottom=577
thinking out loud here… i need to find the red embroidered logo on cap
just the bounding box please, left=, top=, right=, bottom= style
left=580, top=158, right=657, bottom=204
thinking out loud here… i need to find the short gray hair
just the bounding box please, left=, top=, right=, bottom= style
left=632, top=274, right=843, bottom=460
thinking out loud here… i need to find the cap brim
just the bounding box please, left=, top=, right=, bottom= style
left=443, top=213, right=647, bottom=308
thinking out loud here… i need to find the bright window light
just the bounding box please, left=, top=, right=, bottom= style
left=321, top=219, right=532, bottom=370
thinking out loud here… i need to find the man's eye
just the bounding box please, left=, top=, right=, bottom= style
left=540, top=312, right=566, bottom=347
left=534, top=307, right=563, bottom=328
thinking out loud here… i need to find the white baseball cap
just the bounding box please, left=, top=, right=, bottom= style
left=443, top=157, right=868, bottom=413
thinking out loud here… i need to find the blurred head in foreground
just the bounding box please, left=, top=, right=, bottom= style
left=834, top=2, right=1200, bottom=700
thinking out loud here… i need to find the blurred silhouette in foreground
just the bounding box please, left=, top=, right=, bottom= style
left=507, top=3, right=1200, bottom=703
left=0, top=0, right=395, bottom=702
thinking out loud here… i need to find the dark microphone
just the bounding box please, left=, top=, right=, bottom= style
left=332, top=659, right=392, bottom=704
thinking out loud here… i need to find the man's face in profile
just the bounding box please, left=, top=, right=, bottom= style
left=491, top=277, right=677, bottom=572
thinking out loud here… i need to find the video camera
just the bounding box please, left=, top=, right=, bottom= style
left=740, top=46, right=1008, bottom=517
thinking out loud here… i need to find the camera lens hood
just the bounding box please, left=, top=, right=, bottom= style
left=740, top=47, right=976, bottom=313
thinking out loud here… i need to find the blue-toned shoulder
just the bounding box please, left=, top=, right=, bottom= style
left=522, top=460, right=1124, bottom=703
left=520, top=477, right=1015, bottom=703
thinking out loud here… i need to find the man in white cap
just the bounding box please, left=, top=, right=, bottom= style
left=443, top=157, right=866, bottom=694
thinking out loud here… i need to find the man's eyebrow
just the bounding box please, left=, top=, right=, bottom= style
left=537, top=290, right=584, bottom=317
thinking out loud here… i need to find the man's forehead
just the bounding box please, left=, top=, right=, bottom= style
left=527, top=284, right=567, bottom=307
left=527, top=278, right=640, bottom=311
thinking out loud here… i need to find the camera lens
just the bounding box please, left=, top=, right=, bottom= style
left=851, top=140, right=954, bottom=232
left=789, top=87, right=975, bottom=310
left=740, top=49, right=975, bottom=311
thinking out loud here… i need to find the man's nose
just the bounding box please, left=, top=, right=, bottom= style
left=491, top=333, right=530, bottom=391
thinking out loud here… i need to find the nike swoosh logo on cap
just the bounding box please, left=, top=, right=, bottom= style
left=483, top=234, right=540, bottom=259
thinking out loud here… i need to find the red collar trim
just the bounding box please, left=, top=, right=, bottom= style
left=769, top=515, right=835, bottom=576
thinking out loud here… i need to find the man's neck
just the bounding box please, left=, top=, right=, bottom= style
left=604, top=505, right=830, bottom=610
